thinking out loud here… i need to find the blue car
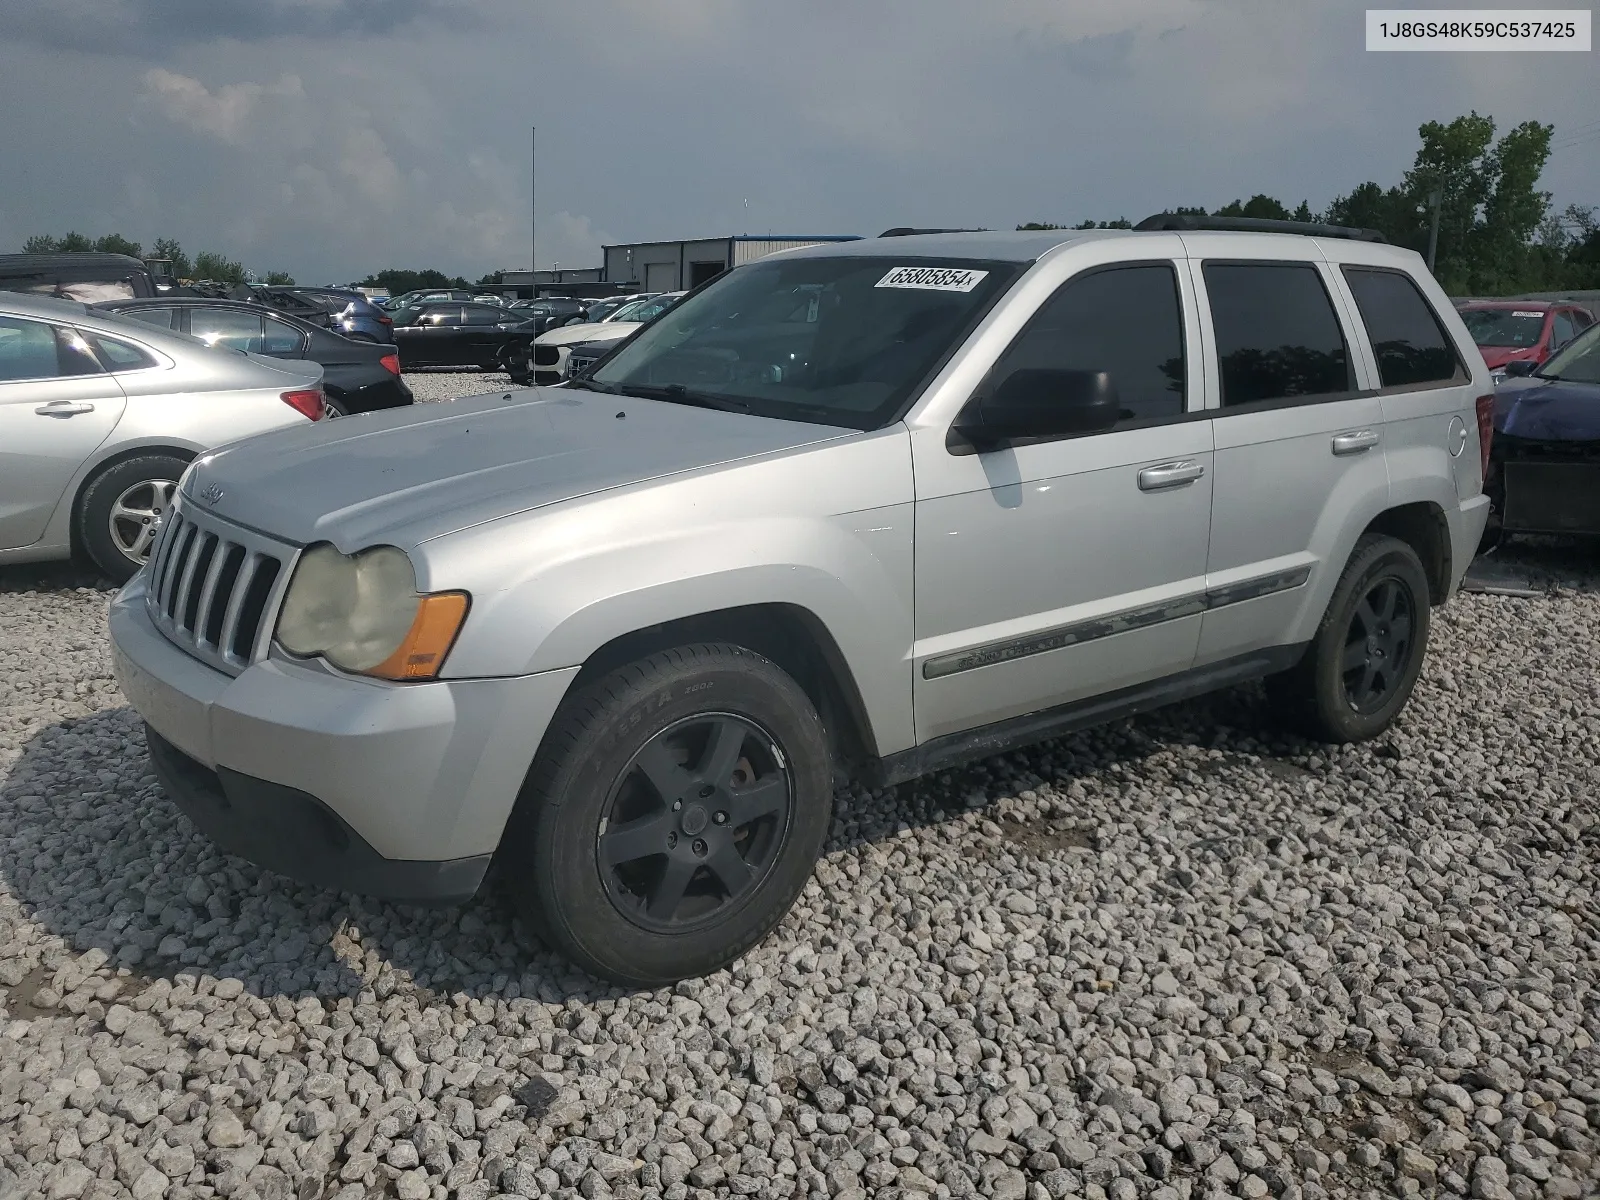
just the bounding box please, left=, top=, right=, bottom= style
left=1486, top=322, right=1600, bottom=543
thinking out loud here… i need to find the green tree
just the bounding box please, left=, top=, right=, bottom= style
left=263, top=271, right=296, bottom=285
left=93, top=234, right=143, bottom=258
left=1292, top=201, right=1316, bottom=223
left=191, top=251, right=246, bottom=283
left=359, top=268, right=460, bottom=294
left=1216, top=195, right=1293, bottom=220
left=1017, top=223, right=1066, bottom=230
left=57, top=231, right=95, bottom=252
left=23, top=234, right=58, bottom=252
left=476, top=271, right=505, bottom=286
left=151, top=238, right=192, bottom=278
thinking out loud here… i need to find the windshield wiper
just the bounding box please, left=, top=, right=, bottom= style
left=614, top=383, right=751, bottom=413
left=564, top=378, right=621, bottom=394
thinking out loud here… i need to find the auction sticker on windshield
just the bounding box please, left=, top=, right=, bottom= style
left=875, top=266, right=989, bottom=292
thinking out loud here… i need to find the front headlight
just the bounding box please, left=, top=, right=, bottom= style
left=275, top=544, right=469, bottom=680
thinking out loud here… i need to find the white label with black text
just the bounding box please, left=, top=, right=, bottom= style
left=875, top=266, right=989, bottom=292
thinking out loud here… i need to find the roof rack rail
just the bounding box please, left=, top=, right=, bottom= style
left=878, top=227, right=989, bottom=238
left=1132, top=213, right=1386, bottom=243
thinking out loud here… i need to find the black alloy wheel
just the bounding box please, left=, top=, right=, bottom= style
left=598, top=714, right=792, bottom=932
left=1339, top=575, right=1417, bottom=714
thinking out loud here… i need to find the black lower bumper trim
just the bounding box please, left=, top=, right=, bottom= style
left=145, top=725, right=490, bottom=905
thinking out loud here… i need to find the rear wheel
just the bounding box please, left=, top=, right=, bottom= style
left=502, top=643, right=833, bottom=985
left=498, top=340, right=534, bottom=385
left=76, top=453, right=190, bottom=583
left=1267, top=533, right=1431, bottom=743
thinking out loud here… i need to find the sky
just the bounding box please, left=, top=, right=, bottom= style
left=1, top=0, right=1595, bottom=285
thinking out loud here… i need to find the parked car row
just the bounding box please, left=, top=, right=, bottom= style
left=1455, top=298, right=1595, bottom=378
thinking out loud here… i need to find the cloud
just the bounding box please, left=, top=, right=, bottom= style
left=6, top=0, right=460, bottom=55
left=141, top=69, right=306, bottom=144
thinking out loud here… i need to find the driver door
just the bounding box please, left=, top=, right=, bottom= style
left=910, top=247, right=1214, bottom=742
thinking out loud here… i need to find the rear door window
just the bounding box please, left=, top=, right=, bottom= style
left=1202, top=262, right=1353, bottom=406
left=1340, top=267, right=1463, bottom=387
left=0, top=316, right=63, bottom=381
left=191, top=309, right=265, bottom=352
left=117, top=306, right=180, bottom=332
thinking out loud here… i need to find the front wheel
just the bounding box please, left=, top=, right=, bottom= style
left=1267, top=533, right=1432, bottom=743
left=76, top=454, right=190, bottom=583
left=498, top=340, right=534, bottom=385
left=502, top=643, right=833, bottom=985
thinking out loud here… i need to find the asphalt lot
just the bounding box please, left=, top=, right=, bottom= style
left=0, top=392, right=1595, bottom=1200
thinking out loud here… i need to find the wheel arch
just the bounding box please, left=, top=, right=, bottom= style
left=567, top=602, right=881, bottom=783
left=1361, top=500, right=1452, bottom=605
left=66, top=442, right=199, bottom=557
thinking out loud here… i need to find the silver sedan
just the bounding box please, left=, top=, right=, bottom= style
left=0, top=292, right=327, bottom=581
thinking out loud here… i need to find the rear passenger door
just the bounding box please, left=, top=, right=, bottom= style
left=1184, top=241, right=1390, bottom=667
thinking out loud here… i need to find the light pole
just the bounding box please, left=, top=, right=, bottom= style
left=530, top=126, right=537, bottom=275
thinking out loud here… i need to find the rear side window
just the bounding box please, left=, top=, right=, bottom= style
left=995, top=263, right=1186, bottom=422
left=462, top=306, right=506, bottom=325
left=1202, top=262, right=1353, bottom=406
left=1342, top=267, right=1463, bottom=387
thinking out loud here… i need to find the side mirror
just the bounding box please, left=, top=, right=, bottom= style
left=955, top=368, right=1121, bottom=447
left=1503, top=360, right=1537, bottom=377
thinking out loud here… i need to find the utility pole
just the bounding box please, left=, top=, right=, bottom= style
left=1426, top=186, right=1443, bottom=273
left=531, top=126, right=537, bottom=276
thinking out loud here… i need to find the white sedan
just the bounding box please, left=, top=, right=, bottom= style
left=523, top=292, right=686, bottom=385
left=0, top=292, right=327, bottom=581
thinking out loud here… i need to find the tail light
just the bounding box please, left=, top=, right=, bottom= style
left=1474, top=393, right=1495, bottom=481
left=378, top=313, right=393, bottom=325
left=281, top=389, right=325, bottom=421
left=379, top=353, right=401, bottom=375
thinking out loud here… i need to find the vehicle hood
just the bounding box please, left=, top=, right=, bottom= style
left=536, top=321, right=640, bottom=347
left=1493, top=377, right=1600, bottom=441
left=181, top=387, right=853, bottom=549
left=1479, top=344, right=1542, bottom=370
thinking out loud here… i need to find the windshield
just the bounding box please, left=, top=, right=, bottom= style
left=1462, top=307, right=1546, bottom=348
left=588, top=258, right=1019, bottom=428
left=1537, top=322, right=1600, bottom=383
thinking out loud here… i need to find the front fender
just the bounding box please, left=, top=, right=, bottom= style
left=425, top=432, right=918, bottom=756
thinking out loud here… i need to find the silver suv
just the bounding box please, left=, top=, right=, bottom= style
left=109, top=219, right=1492, bottom=984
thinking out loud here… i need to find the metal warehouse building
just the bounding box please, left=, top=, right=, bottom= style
left=602, top=235, right=861, bottom=293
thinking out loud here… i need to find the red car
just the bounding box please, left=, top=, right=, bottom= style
left=1458, top=300, right=1594, bottom=373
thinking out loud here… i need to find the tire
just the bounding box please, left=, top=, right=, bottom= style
left=503, top=643, right=833, bottom=985
left=323, top=393, right=351, bottom=419
left=76, top=453, right=190, bottom=583
left=498, top=340, right=533, bottom=385
left=1266, top=533, right=1432, bottom=743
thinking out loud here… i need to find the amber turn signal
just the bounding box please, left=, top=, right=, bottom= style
left=365, top=592, right=470, bottom=681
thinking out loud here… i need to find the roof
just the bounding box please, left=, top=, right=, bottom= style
left=0, top=291, right=92, bottom=319
left=1459, top=299, right=1561, bottom=310
left=0, top=251, right=148, bottom=273
left=777, top=229, right=1122, bottom=262
left=603, top=235, right=861, bottom=251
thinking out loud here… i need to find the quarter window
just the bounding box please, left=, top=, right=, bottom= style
left=53, top=328, right=106, bottom=376
left=87, top=335, right=158, bottom=371
left=1203, top=263, right=1353, bottom=406
left=1552, top=311, right=1576, bottom=348
left=992, top=264, right=1186, bottom=423
left=1341, top=267, right=1462, bottom=387
left=260, top=316, right=304, bottom=354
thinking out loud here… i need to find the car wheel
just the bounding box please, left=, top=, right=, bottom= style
left=322, top=393, right=351, bottom=419
left=503, top=642, right=833, bottom=985
left=1267, top=533, right=1431, bottom=743
left=77, top=454, right=190, bottom=583
left=498, top=340, right=533, bottom=384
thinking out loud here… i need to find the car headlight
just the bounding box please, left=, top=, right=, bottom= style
left=275, top=543, right=469, bottom=680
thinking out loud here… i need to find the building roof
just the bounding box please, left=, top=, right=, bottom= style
left=603, top=235, right=861, bottom=251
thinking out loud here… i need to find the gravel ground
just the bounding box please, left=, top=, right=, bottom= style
left=401, top=370, right=513, bottom=406
left=1, top=529, right=1597, bottom=1200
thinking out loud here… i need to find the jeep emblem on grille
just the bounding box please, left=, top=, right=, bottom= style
left=201, top=483, right=225, bottom=505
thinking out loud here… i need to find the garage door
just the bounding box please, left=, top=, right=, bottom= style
left=645, top=262, right=677, bottom=292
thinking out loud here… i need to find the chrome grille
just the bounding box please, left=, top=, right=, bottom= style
left=566, top=350, right=601, bottom=378
left=144, top=497, right=296, bottom=675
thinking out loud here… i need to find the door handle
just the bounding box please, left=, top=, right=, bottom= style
left=1332, top=430, right=1380, bottom=455
left=1137, top=460, right=1206, bottom=491
left=35, top=401, right=95, bottom=417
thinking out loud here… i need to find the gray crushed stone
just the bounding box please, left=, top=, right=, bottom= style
left=1, top=539, right=1596, bottom=1200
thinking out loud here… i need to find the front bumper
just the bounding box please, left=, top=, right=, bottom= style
left=109, top=574, right=579, bottom=903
